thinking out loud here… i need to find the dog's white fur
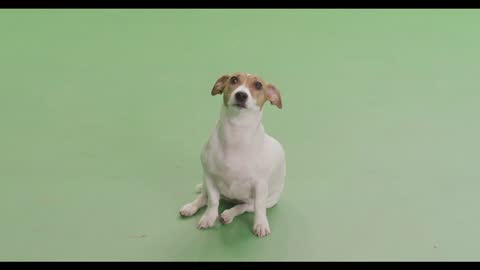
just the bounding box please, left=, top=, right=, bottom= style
left=179, top=74, right=286, bottom=237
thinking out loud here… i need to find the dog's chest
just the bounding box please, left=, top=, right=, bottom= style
left=219, top=154, right=258, bottom=199
left=215, top=175, right=253, bottom=202
left=203, top=143, right=260, bottom=201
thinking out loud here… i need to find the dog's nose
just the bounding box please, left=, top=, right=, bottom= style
left=235, top=92, right=248, bottom=103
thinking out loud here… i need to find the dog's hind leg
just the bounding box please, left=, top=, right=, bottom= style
left=179, top=192, right=207, bottom=217
left=220, top=203, right=253, bottom=224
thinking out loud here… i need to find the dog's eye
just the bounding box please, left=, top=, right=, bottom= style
left=254, top=82, right=262, bottom=90
left=230, top=76, right=238, bottom=84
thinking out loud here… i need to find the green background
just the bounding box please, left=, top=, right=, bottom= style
left=1, top=9, right=479, bottom=261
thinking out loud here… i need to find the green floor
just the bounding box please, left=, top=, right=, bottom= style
left=1, top=10, right=480, bottom=261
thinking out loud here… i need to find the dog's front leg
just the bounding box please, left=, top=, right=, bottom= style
left=197, top=174, right=219, bottom=229
left=253, top=181, right=271, bottom=237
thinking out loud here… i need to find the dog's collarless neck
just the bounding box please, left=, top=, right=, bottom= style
left=220, top=105, right=262, bottom=128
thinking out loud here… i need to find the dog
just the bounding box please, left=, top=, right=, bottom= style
left=179, top=72, right=286, bottom=237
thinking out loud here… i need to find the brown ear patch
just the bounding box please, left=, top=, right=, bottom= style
left=266, top=84, right=282, bottom=109
left=211, top=75, right=230, bottom=96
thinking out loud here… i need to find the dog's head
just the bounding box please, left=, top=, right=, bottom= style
left=211, top=72, right=282, bottom=111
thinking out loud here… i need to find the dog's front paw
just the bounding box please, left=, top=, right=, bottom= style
left=253, top=220, right=271, bottom=238
left=179, top=203, right=198, bottom=217
left=197, top=212, right=218, bottom=229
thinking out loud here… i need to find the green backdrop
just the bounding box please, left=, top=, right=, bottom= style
left=1, top=9, right=479, bottom=261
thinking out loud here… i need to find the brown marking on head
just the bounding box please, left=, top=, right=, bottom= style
left=210, top=72, right=282, bottom=110
left=211, top=75, right=230, bottom=96
left=222, top=72, right=247, bottom=107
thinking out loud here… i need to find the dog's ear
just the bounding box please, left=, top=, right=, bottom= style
left=266, top=83, right=282, bottom=109
left=211, top=75, right=230, bottom=96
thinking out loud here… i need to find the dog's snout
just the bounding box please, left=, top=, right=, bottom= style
left=235, top=92, right=248, bottom=103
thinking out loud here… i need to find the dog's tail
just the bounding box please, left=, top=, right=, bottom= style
left=195, top=183, right=203, bottom=193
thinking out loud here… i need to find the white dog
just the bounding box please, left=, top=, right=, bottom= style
left=179, top=72, right=286, bottom=237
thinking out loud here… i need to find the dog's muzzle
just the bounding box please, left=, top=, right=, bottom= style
left=233, top=91, right=248, bottom=108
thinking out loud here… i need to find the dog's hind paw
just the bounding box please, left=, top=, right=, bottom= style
left=220, top=211, right=234, bottom=224
left=179, top=203, right=198, bottom=217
